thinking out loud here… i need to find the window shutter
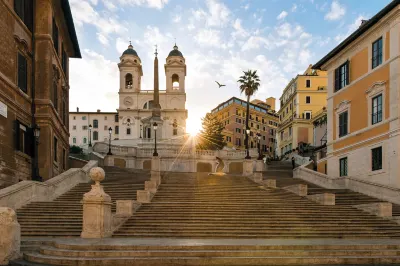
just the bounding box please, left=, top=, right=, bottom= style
left=25, top=127, right=33, bottom=157
left=18, top=53, right=27, bottom=93
left=14, top=0, right=24, bottom=19
left=346, top=60, right=350, bottom=85
left=24, top=0, right=33, bottom=32
left=334, top=68, right=340, bottom=92
left=14, top=120, right=20, bottom=151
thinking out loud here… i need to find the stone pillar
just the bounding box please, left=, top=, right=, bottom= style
left=255, top=160, right=265, bottom=172
left=253, top=171, right=263, bottom=183
left=137, top=190, right=152, bottom=203
left=145, top=180, right=158, bottom=193
left=0, top=208, right=20, bottom=265
left=81, top=167, right=112, bottom=238
left=243, top=159, right=253, bottom=176
left=151, top=156, right=161, bottom=186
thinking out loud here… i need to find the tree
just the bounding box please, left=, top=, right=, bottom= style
left=196, top=113, right=226, bottom=150
left=237, top=70, right=261, bottom=159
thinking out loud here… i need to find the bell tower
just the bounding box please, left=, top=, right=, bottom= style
left=165, top=43, right=186, bottom=93
left=118, top=42, right=143, bottom=93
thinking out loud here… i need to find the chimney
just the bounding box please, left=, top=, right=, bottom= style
left=76, top=107, right=79, bottom=112
left=266, top=97, right=276, bottom=111
left=97, top=109, right=101, bottom=113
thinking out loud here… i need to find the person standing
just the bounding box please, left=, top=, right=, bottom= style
left=291, top=157, right=295, bottom=169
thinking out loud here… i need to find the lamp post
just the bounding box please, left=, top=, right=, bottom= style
left=245, top=128, right=251, bottom=159
left=88, top=124, right=92, bottom=147
left=33, top=125, right=42, bottom=181
left=107, top=127, right=113, bottom=155
left=257, top=132, right=263, bottom=160
left=153, top=122, right=158, bottom=157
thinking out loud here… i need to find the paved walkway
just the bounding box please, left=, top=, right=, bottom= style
left=22, top=237, right=400, bottom=247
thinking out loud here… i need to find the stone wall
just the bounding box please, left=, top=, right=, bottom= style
left=69, top=157, right=88, bottom=169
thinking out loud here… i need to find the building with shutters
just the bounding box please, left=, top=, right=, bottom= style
left=276, top=65, right=328, bottom=157
left=0, top=0, right=80, bottom=188
left=312, top=0, right=400, bottom=186
left=209, top=97, right=279, bottom=157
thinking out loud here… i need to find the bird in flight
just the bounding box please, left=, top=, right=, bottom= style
left=215, top=81, right=226, bottom=88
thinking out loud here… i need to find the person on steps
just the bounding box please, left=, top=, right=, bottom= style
left=291, top=157, right=295, bottom=170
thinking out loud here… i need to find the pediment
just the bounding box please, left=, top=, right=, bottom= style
left=365, top=80, right=386, bottom=95
left=334, top=100, right=351, bottom=112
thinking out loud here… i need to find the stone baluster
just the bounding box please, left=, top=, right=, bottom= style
left=81, top=167, right=112, bottom=238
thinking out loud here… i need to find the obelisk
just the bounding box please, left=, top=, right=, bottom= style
left=152, top=45, right=161, bottom=118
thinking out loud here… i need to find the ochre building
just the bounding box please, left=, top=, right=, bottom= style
left=313, top=0, right=400, bottom=186
left=0, top=0, right=80, bottom=187
left=210, top=97, right=279, bottom=156
left=277, top=65, right=327, bottom=156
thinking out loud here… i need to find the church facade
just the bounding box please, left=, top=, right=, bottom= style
left=69, top=43, right=188, bottom=148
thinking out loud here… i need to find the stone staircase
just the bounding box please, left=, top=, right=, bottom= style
left=114, top=170, right=400, bottom=238
left=16, top=167, right=150, bottom=237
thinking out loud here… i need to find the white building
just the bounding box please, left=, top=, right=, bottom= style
left=69, top=43, right=188, bottom=148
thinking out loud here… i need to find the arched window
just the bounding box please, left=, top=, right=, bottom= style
left=172, top=74, right=179, bottom=90
left=173, top=119, right=178, bottom=136
left=93, top=119, right=98, bottom=128
left=143, top=100, right=155, bottom=110
left=93, top=131, right=98, bottom=141
left=83, top=137, right=87, bottom=144
left=127, top=128, right=131, bottom=135
left=73, top=137, right=76, bottom=144
left=125, top=73, right=133, bottom=89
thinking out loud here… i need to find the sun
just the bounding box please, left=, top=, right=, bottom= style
left=186, top=118, right=201, bottom=136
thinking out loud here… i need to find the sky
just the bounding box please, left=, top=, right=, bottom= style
left=68, top=0, right=392, bottom=134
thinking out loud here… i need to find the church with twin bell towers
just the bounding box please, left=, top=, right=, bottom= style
left=117, top=42, right=188, bottom=141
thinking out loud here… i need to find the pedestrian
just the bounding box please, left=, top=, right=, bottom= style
left=291, top=157, right=295, bottom=169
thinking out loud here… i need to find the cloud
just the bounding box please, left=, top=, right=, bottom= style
left=325, top=1, right=346, bottom=21
left=113, top=0, right=169, bottom=9
left=241, top=3, right=250, bottom=10
left=173, top=15, right=181, bottom=23
left=191, top=0, right=231, bottom=28
left=232, top=19, right=248, bottom=39
left=96, top=33, right=109, bottom=46
left=194, top=29, right=223, bottom=47
left=69, top=50, right=119, bottom=112
left=241, top=36, right=269, bottom=51
left=277, top=11, right=288, bottom=20
left=335, top=15, right=365, bottom=42
left=291, top=4, right=298, bottom=12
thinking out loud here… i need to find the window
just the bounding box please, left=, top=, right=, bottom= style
left=63, top=149, right=66, bottom=170
left=125, top=73, right=133, bottom=89
left=115, top=126, right=119, bottom=134
left=105, top=116, right=107, bottom=120
left=73, top=116, right=76, bottom=120
left=52, top=18, right=59, bottom=54
left=115, top=115, right=119, bottom=122
left=339, top=111, right=348, bottom=137
left=305, top=112, right=311, bottom=120
left=104, top=126, right=108, bottom=130
left=173, top=128, right=178, bottom=136
left=83, top=137, right=87, bottom=144
left=17, top=53, right=28, bottom=93
left=15, top=121, right=32, bottom=156
left=372, top=37, right=383, bottom=69
left=256, top=125, right=259, bottom=129
left=61, top=45, right=68, bottom=74
left=290, top=103, right=292, bottom=110
left=235, top=128, right=241, bottom=133
left=334, top=61, right=349, bottom=92
left=82, top=125, right=88, bottom=130
left=127, top=128, right=131, bottom=135
left=14, top=0, right=33, bottom=31
left=93, top=120, right=98, bottom=128
left=263, top=136, right=266, bottom=141
left=372, top=94, right=383, bottom=125
left=235, top=138, right=241, bottom=146
left=339, top=157, right=348, bottom=177
left=62, top=91, right=66, bottom=124
left=82, top=116, right=86, bottom=120
left=372, top=147, right=382, bottom=171
left=93, top=131, right=98, bottom=141
left=306, top=79, right=311, bottom=88
left=72, top=125, right=76, bottom=130
left=289, top=127, right=292, bottom=136
left=54, top=137, right=58, bottom=162
left=286, top=107, right=288, bottom=113
left=280, top=131, right=284, bottom=140
left=73, top=137, right=76, bottom=144
left=251, top=122, right=254, bottom=127
left=306, top=96, right=311, bottom=104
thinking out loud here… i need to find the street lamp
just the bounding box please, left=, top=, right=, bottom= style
left=32, top=125, right=42, bottom=182
left=245, top=128, right=251, bottom=159
left=256, top=132, right=263, bottom=160
left=107, top=127, right=113, bottom=155
left=153, top=122, right=158, bottom=157
left=88, top=124, right=92, bottom=147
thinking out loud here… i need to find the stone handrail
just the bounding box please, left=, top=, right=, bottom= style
left=293, top=163, right=345, bottom=189
left=89, top=152, right=105, bottom=166
left=0, top=160, right=98, bottom=210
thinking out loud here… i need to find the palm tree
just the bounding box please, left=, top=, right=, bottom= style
left=238, top=70, right=261, bottom=159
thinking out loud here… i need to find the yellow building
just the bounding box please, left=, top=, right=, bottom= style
left=277, top=65, right=327, bottom=156
left=210, top=97, right=279, bottom=156
left=313, top=0, right=400, bottom=186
